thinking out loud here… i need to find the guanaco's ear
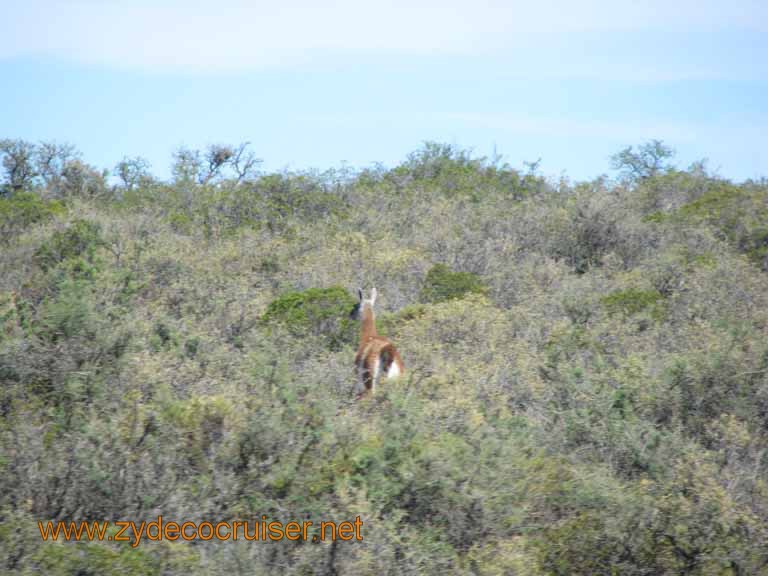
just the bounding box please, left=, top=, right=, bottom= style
left=357, top=287, right=364, bottom=302
left=370, top=287, right=377, bottom=305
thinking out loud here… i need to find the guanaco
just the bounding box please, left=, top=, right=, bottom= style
left=350, top=287, right=404, bottom=399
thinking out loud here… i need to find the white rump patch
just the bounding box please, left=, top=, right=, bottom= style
left=386, top=362, right=401, bottom=378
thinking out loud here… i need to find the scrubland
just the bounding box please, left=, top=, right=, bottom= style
left=1, top=140, right=768, bottom=574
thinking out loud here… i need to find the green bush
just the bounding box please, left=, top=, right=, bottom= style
left=257, top=173, right=348, bottom=228
left=150, top=320, right=177, bottom=351
left=262, top=286, right=357, bottom=349
left=600, top=287, right=666, bottom=320
left=32, top=539, right=166, bottom=576
left=741, top=225, right=768, bottom=270
left=546, top=193, right=627, bottom=274
left=0, top=191, right=64, bottom=241
left=34, top=219, right=104, bottom=271
left=419, top=263, right=488, bottom=303
left=669, top=182, right=768, bottom=269
left=37, top=278, right=98, bottom=343
left=386, top=141, right=535, bottom=200
left=377, top=303, right=429, bottom=337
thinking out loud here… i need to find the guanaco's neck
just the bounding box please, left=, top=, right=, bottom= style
left=360, top=305, right=377, bottom=341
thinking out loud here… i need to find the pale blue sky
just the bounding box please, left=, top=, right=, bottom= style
left=1, top=0, right=766, bottom=181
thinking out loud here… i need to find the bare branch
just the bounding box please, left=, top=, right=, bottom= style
left=231, top=142, right=262, bottom=184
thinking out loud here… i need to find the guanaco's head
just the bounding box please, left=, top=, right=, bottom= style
left=350, top=287, right=377, bottom=321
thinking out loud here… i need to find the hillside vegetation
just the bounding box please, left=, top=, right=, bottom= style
left=1, top=139, right=768, bottom=575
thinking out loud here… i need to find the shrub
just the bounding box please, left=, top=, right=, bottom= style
left=34, top=219, right=104, bottom=271
left=669, top=181, right=768, bottom=269
left=0, top=191, right=64, bottom=242
left=539, top=183, right=658, bottom=275
left=600, top=287, right=666, bottom=320
left=255, top=173, right=349, bottom=231
left=741, top=225, right=768, bottom=270
left=385, top=141, right=534, bottom=200
left=36, top=278, right=98, bottom=343
left=419, top=264, right=488, bottom=303
left=610, top=139, right=675, bottom=183
left=262, top=286, right=357, bottom=349
left=377, top=303, right=429, bottom=338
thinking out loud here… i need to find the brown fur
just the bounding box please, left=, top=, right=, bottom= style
left=353, top=288, right=404, bottom=399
